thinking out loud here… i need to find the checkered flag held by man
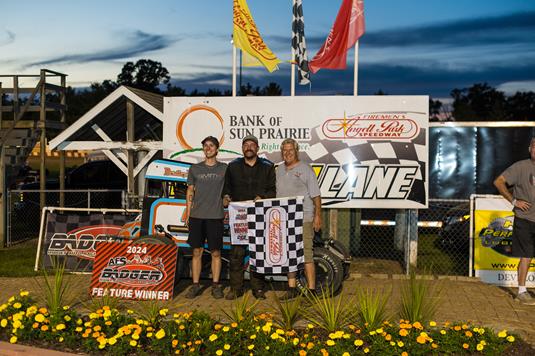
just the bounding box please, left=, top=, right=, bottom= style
left=292, top=0, right=310, bottom=85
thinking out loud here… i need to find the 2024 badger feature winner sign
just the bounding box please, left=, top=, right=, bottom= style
left=90, top=242, right=177, bottom=300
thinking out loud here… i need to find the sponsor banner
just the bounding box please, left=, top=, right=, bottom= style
left=229, top=201, right=252, bottom=245
left=247, top=197, right=304, bottom=274
left=41, top=212, right=138, bottom=271
left=164, top=96, right=429, bottom=209
left=474, top=196, right=535, bottom=286
left=90, top=241, right=177, bottom=300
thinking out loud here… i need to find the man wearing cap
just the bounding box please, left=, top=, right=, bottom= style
left=223, top=135, right=276, bottom=300
left=184, top=136, right=227, bottom=299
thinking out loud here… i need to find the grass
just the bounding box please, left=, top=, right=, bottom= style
left=417, top=233, right=467, bottom=275
left=0, top=240, right=40, bottom=277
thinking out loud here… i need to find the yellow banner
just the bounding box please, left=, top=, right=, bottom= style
left=474, top=210, right=517, bottom=271
left=233, top=0, right=281, bottom=72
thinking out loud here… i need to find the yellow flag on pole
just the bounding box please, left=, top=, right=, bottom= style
left=233, top=0, right=281, bottom=72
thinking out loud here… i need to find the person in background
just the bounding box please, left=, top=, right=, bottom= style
left=276, top=138, right=321, bottom=299
left=494, top=137, right=535, bottom=305
left=223, top=135, right=276, bottom=300
left=184, top=136, right=227, bottom=299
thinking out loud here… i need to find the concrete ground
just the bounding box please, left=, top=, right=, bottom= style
left=0, top=272, right=534, bottom=350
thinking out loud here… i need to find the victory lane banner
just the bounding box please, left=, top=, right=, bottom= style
left=38, top=211, right=139, bottom=271
left=248, top=197, right=304, bottom=274
left=90, top=241, right=177, bottom=301
left=473, top=195, right=535, bottom=287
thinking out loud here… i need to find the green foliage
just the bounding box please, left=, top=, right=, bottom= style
left=302, top=286, right=354, bottom=332
left=38, top=257, right=70, bottom=315
left=131, top=299, right=169, bottom=327
left=399, top=271, right=442, bottom=323
left=220, top=292, right=258, bottom=324
left=271, top=292, right=303, bottom=330
left=355, top=287, right=391, bottom=330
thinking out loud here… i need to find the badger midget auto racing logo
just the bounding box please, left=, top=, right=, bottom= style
left=48, top=225, right=121, bottom=260
left=322, top=112, right=420, bottom=140
left=478, top=215, right=514, bottom=257
left=99, top=255, right=166, bottom=287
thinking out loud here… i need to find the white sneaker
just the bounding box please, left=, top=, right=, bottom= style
left=515, top=292, right=535, bottom=305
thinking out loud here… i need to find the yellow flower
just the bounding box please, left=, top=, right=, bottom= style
left=432, top=343, right=438, bottom=349
left=159, top=308, right=168, bottom=316
left=270, top=333, right=279, bottom=340
left=397, top=341, right=404, bottom=347
left=399, top=329, right=409, bottom=337
left=293, top=338, right=300, bottom=346
left=130, top=340, right=137, bottom=347
left=20, top=291, right=29, bottom=297
left=429, top=321, right=437, bottom=327
left=354, top=339, right=364, bottom=346
left=58, top=337, right=64, bottom=342
left=56, top=323, right=66, bottom=331
left=63, top=305, right=70, bottom=310
left=13, top=302, right=22, bottom=309
left=363, top=347, right=370, bottom=353
left=209, top=334, right=218, bottom=342
left=108, top=337, right=117, bottom=345
left=75, top=327, right=83, bottom=332
left=477, top=344, right=484, bottom=351
left=155, top=329, right=166, bottom=339
left=326, top=340, right=335, bottom=346
left=132, top=333, right=140, bottom=340
left=507, top=335, right=515, bottom=343
left=276, top=328, right=285, bottom=335
left=10, top=336, right=17, bottom=344
left=480, top=340, right=487, bottom=346
left=216, top=350, right=223, bottom=356
left=307, top=323, right=314, bottom=329
left=343, top=353, right=350, bottom=356
left=250, top=334, right=256, bottom=339
left=385, top=334, right=392, bottom=341
left=440, top=329, right=446, bottom=335
left=223, top=326, right=230, bottom=332
left=224, top=344, right=231, bottom=350
left=262, top=323, right=272, bottom=333
left=1, top=319, right=7, bottom=328
left=248, top=344, right=255, bottom=350
left=64, top=315, right=71, bottom=322
left=498, top=330, right=507, bottom=338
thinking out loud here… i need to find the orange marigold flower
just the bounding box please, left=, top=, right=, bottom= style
left=412, top=322, right=423, bottom=330
left=465, top=331, right=473, bottom=337
left=385, top=334, right=392, bottom=341
left=299, top=350, right=307, bottom=356
left=463, top=343, right=469, bottom=349
left=401, top=352, right=408, bottom=356
left=320, top=349, right=329, bottom=356
left=432, top=343, right=438, bottom=349
left=172, top=340, right=178, bottom=348
left=454, top=326, right=461, bottom=331
left=399, top=329, right=409, bottom=337
left=416, top=335, right=427, bottom=344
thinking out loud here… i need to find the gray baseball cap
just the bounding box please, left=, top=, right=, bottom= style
left=242, top=135, right=258, bottom=145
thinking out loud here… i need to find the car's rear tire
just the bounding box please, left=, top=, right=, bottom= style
left=296, top=247, right=344, bottom=294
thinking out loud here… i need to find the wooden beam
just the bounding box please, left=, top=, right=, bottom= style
left=44, top=83, right=66, bottom=93
left=44, top=102, right=66, bottom=111
left=0, top=87, right=36, bottom=94
left=2, top=105, right=63, bottom=112
left=126, top=99, right=136, bottom=208
left=1, top=120, right=38, bottom=129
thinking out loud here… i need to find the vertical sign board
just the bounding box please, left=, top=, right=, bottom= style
left=90, top=241, right=177, bottom=300
left=474, top=196, right=535, bottom=286
left=164, top=96, right=429, bottom=209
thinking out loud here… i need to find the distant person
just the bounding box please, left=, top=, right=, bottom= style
left=184, top=136, right=227, bottom=299
left=276, top=138, right=321, bottom=299
left=223, top=135, right=276, bottom=300
left=494, top=137, right=535, bottom=305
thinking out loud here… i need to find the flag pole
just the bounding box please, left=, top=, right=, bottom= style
left=291, top=47, right=296, bottom=96
left=232, top=42, right=237, bottom=97
left=353, top=40, right=359, bottom=96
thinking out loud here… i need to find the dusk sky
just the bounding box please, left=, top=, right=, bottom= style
left=2, top=0, right=535, bottom=99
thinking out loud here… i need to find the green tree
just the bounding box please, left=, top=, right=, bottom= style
left=506, top=91, right=535, bottom=121
left=117, top=59, right=170, bottom=93
left=261, top=82, right=282, bottom=96
left=451, top=83, right=507, bottom=121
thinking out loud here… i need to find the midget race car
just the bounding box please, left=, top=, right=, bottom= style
left=118, top=159, right=351, bottom=293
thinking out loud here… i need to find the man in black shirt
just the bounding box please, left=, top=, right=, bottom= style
left=223, top=135, right=276, bottom=300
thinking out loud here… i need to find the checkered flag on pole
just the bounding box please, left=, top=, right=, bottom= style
left=292, top=0, right=310, bottom=85
left=247, top=197, right=304, bottom=274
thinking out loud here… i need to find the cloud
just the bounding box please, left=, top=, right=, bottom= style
left=26, top=30, right=176, bottom=67
left=0, top=30, right=15, bottom=46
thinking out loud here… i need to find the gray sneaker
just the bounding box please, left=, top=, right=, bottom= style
left=515, top=292, right=535, bottom=305
left=185, top=284, right=202, bottom=299
left=211, top=284, right=224, bottom=299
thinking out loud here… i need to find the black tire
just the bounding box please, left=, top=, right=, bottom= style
left=131, top=235, right=175, bottom=245
left=296, top=247, right=344, bottom=294
left=328, top=239, right=352, bottom=280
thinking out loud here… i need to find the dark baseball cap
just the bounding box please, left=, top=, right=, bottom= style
left=242, top=135, right=258, bottom=145
left=201, top=136, right=220, bottom=148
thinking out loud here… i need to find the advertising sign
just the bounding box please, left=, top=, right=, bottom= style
left=90, top=241, right=177, bottom=300
left=164, top=96, right=429, bottom=209
left=228, top=201, right=251, bottom=245
left=474, top=196, right=535, bottom=286
left=39, top=212, right=139, bottom=271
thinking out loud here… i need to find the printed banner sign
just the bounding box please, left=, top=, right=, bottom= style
left=229, top=201, right=252, bottom=245
left=90, top=241, right=177, bottom=300
left=39, top=212, right=139, bottom=271
left=164, top=96, right=429, bottom=209
left=247, top=197, right=304, bottom=274
left=474, top=196, right=535, bottom=286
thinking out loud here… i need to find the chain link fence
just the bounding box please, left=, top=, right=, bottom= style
left=6, top=189, right=127, bottom=245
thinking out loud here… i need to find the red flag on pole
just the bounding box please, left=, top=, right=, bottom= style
left=309, top=0, right=365, bottom=74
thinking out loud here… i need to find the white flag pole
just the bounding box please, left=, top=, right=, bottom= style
left=291, top=47, right=296, bottom=96
left=353, top=40, right=359, bottom=96
left=232, top=43, right=237, bottom=97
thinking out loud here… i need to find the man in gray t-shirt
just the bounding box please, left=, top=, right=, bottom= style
left=494, top=137, right=535, bottom=305
left=276, top=138, right=322, bottom=299
left=184, top=136, right=227, bottom=299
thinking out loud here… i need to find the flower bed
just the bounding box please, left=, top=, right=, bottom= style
left=0, top=291, right=526, bottom=355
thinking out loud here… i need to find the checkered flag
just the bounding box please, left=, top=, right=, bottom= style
left=247, top=197, right=304, bottom=274
left=292, top=0, right=310, bottom=85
